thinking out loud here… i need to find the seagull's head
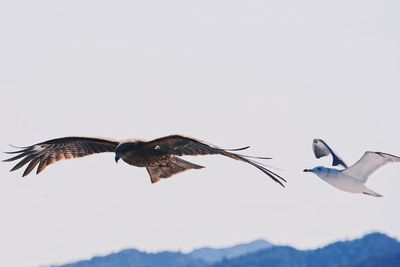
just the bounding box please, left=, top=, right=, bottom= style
left=303, top=166, right=329, bottom=178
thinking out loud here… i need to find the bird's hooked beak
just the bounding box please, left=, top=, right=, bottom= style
left=115, top=153, right=121, bottom=163
left=303, top=169, right=312, bottom=172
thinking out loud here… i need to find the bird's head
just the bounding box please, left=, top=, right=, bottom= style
left=115, top=142, right=139, bottom=163
left=303, top=166, right=329, bottom=178
left=115, top=152, right=121, bottom=163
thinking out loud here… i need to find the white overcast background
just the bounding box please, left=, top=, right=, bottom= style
left=0, top=1, right=399, bottom=266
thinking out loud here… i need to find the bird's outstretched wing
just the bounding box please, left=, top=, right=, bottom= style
left=343, top=151, right=400, bottom=182
left=4, top=137, right=119, bottom=177
left=144, top=135, right=286, bottom=187
left=312, top=139, right=348, bottom=168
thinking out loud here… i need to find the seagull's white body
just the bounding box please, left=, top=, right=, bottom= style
left=310, top=166, right=381, bottom=197
left=305, top=139, right=400, bottom=197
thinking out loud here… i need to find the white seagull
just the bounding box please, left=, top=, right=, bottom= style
left=303, top=139, right=400, bottom=197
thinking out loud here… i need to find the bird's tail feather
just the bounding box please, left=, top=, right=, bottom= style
left=362, top=188, right=383, bottom=197
left=146, top=157, right=204, bottom=183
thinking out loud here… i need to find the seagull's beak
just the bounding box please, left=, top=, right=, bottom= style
left=115, top=154, right=121, bottom=163
left=303, top=169, right=312, bottom=172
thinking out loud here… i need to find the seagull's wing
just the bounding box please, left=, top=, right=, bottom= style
left=4, top=137, right=119, bottom=177
left=343, top=151, right=400, bottom=182
left=312, top=139, right=348, bottom=168
left=143, top=135, right=286, bottom=187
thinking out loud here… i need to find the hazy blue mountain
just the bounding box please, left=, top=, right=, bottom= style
left=54, top=233, right=400, bottom=267
left=189, top=239, right=273, bottom=264
left=54, top=249, right=205, bottom=267
left=211, top=232, right=400, bottom=267
left=343, top=252, right=400, bottom=267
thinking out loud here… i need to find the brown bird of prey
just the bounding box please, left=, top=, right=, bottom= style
left=4, top=135, right=286, bottom=186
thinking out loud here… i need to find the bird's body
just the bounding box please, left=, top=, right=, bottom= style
left=304, top=139, right=400, bottom=197
left=308, top=166, right=381, bottom=196
left=114, top=140, right=206, bottom=182
left=116, top=141, right=170, bottom=167
left=4, top=135, right=286, bottom=186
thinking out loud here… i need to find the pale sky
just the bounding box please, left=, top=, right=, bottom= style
left=0, top=1, right=399, bottom=266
